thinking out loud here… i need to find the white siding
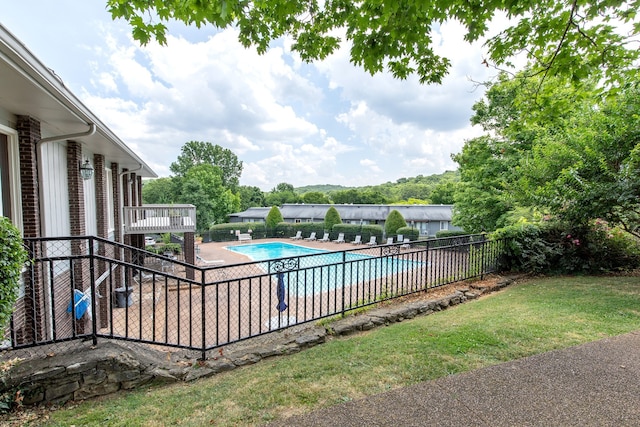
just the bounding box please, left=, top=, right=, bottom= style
left=39, top=142, right=70, bottom=238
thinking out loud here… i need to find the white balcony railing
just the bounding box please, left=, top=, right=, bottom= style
left=123, top=204, right=196, bottom=234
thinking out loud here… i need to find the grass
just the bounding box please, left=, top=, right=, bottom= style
left=25, top=275, right=640, bottom=426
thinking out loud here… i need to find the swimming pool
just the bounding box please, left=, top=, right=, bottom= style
left=226, top=242, right=326, bottom=260
left=227, top=242, right=422, bottom=296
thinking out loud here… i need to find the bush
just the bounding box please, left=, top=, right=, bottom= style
left=280, top=222, right=326, bottom=239
left=266, top=206, right=284, bottom=229
left=0, top=217, right=29, bottom=331
left=207, top=223, right=267, bottom=241
left=435, top=230, right=469, bottom=238
left=493, top=219, right=640, bottom=274
left=396, top=226, right=419, bottom=241
left=332, top=224, right=383, bottom=242
left=324, top=206, right=342, bottom=231
left=384, top=210, right=407, bottom=236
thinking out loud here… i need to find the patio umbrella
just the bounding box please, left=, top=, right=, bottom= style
left=276, top=272, right=288, bottom=312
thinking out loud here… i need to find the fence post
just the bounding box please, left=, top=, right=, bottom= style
left=341, top=251, right=346, bottom=316
left=201, top=267, right=206, bottom=360
left=480, top=234, right=487, bottom=280
left=424, top=239, right=430, bottom=290
left=88, top=237, right=98, bottom=346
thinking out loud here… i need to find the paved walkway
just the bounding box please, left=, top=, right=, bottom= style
left=272, top=331, right=640, bottom=426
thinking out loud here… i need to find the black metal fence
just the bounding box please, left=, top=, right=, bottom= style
left=5, top=234, right=505, bottom=360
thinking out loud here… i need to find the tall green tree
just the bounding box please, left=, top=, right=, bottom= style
left=265, top=182, right=301, bottom=206
left=520, top=87, right=640, bottom=238
left=265, top=206, right=284, bottom=229
left=142, top=177, right=178, bottom=204
left=109, top=1, right=639, bottom=87
left=170, top=141, right=243, bottom=190
left=324, top=206, right=342, bottom=231
left=237, top=185, right=266, bottom=211
left=454, top=70, right=640, bottom=237
left=331, top=189, right=388, bottom=204
left=179, top=164, right=240, bottom=231
left=385, top=210, right=407, bottom=236
left=301, top=191, right=331, bottom=204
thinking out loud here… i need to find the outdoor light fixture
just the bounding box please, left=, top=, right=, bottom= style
left=79, top=159, right=94, bottom=180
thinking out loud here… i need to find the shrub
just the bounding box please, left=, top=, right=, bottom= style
left=396, top=226, right=419, bottom=241
left=435, top=230, right=469, bottom=238
left=280, top=222, right=326, bottom=239
left=207, top=223, right=266, bottom=241
left=493, top=219, right=640, bottom=274
left=332, top=224, right=383, bottom=242
left=384, top=210, right=407, bottom=236
left=0, top=217, right=29, bottom=331
left=265, top=206, right=284, bottom=230
left=324, top=206, right=342, bottom=231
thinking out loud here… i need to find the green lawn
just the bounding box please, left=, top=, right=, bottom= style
left=31, top=275, right=640, bottom=426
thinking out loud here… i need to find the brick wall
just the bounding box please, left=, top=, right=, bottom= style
left=16, top=116, right=44, bottom=343
left=66, top=141, right=87, bottom=334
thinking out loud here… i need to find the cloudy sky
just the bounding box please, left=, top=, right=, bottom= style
left=2, top=1, right=498, bottom=191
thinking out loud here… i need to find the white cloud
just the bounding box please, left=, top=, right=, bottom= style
left=2, top=2, right=500, bottom=191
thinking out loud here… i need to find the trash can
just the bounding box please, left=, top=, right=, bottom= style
left=114, top=286, right=134, bottom=308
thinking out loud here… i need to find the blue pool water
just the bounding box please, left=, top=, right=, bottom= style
left=227, top=242, right=421, bottom=296
left=226, top=242, right=325, bottom=260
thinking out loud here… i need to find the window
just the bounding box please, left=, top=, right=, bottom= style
left=0, top=125, right=22, bottom=229
left=440, top=221, right=449, bottom=230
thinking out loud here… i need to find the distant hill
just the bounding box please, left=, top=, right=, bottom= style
left=295, top=184, right=352, bottom=194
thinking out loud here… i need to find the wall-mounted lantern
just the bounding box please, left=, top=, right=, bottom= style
left=79, top=159, right=94, bottom=180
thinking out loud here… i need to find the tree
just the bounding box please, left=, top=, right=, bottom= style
left=0, top=217, right=28, bottom=331
left=331, top=189, right=388, bottom=204
left=385, top=209, right=407, bottom=236
left=265, top=182, right=301, bottom=206
left=179, top=164, right=240, bottom=231
left=453, top=69, right=640, bottom=237
left=272, top=182, right=295, bottom=193
left=170, top=141, right=243, bottom=190
left=301, top=191, right=331, bottom=205
left=519, top=87, right=640, bottom=238
left=265, top=206, right=284, bottom=229
left=142, top=177, right=178, bottom=204
left=109, top=1, right=639, bottom=87
left=430, top=181, right=458, bottom=205
left=238, top=185, right=266, bottom=211
left=324, top=206, right=342, bottom=232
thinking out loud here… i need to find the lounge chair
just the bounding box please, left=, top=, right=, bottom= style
left=366, top=236, right=377, bottom=246
left=386, top=237, right=394, bottom=245
left=290, top=230, right=302, bottom=240
left=351, top=235, right=362, bottom=245
left=333, top=233, right=345, bottom=243
left=304, top=232, right=317, bottom=241
left=318, top=233, right=330, bottom=242
left=397, top=234, right=404, bottom=243
left=400, top=238, right=411, bottom=249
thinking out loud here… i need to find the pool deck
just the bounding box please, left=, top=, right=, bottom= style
left=195, top=237, right=374, bottom=266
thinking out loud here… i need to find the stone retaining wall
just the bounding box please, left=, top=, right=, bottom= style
left=1, top=277, right=516, bottom=408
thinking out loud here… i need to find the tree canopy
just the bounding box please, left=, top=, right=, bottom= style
left=453, top=70, right=640, bottom=238
left=108, top=0, right=639, bottom=86
left=170, top=141, right=243, bottom=190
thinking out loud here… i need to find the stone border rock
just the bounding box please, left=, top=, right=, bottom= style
left=0, top=276, right=519, bottom=408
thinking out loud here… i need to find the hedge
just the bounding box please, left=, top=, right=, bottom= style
left=332, top=224, right=383, bottom=242
left=396, top=226, right=419, bottom=241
